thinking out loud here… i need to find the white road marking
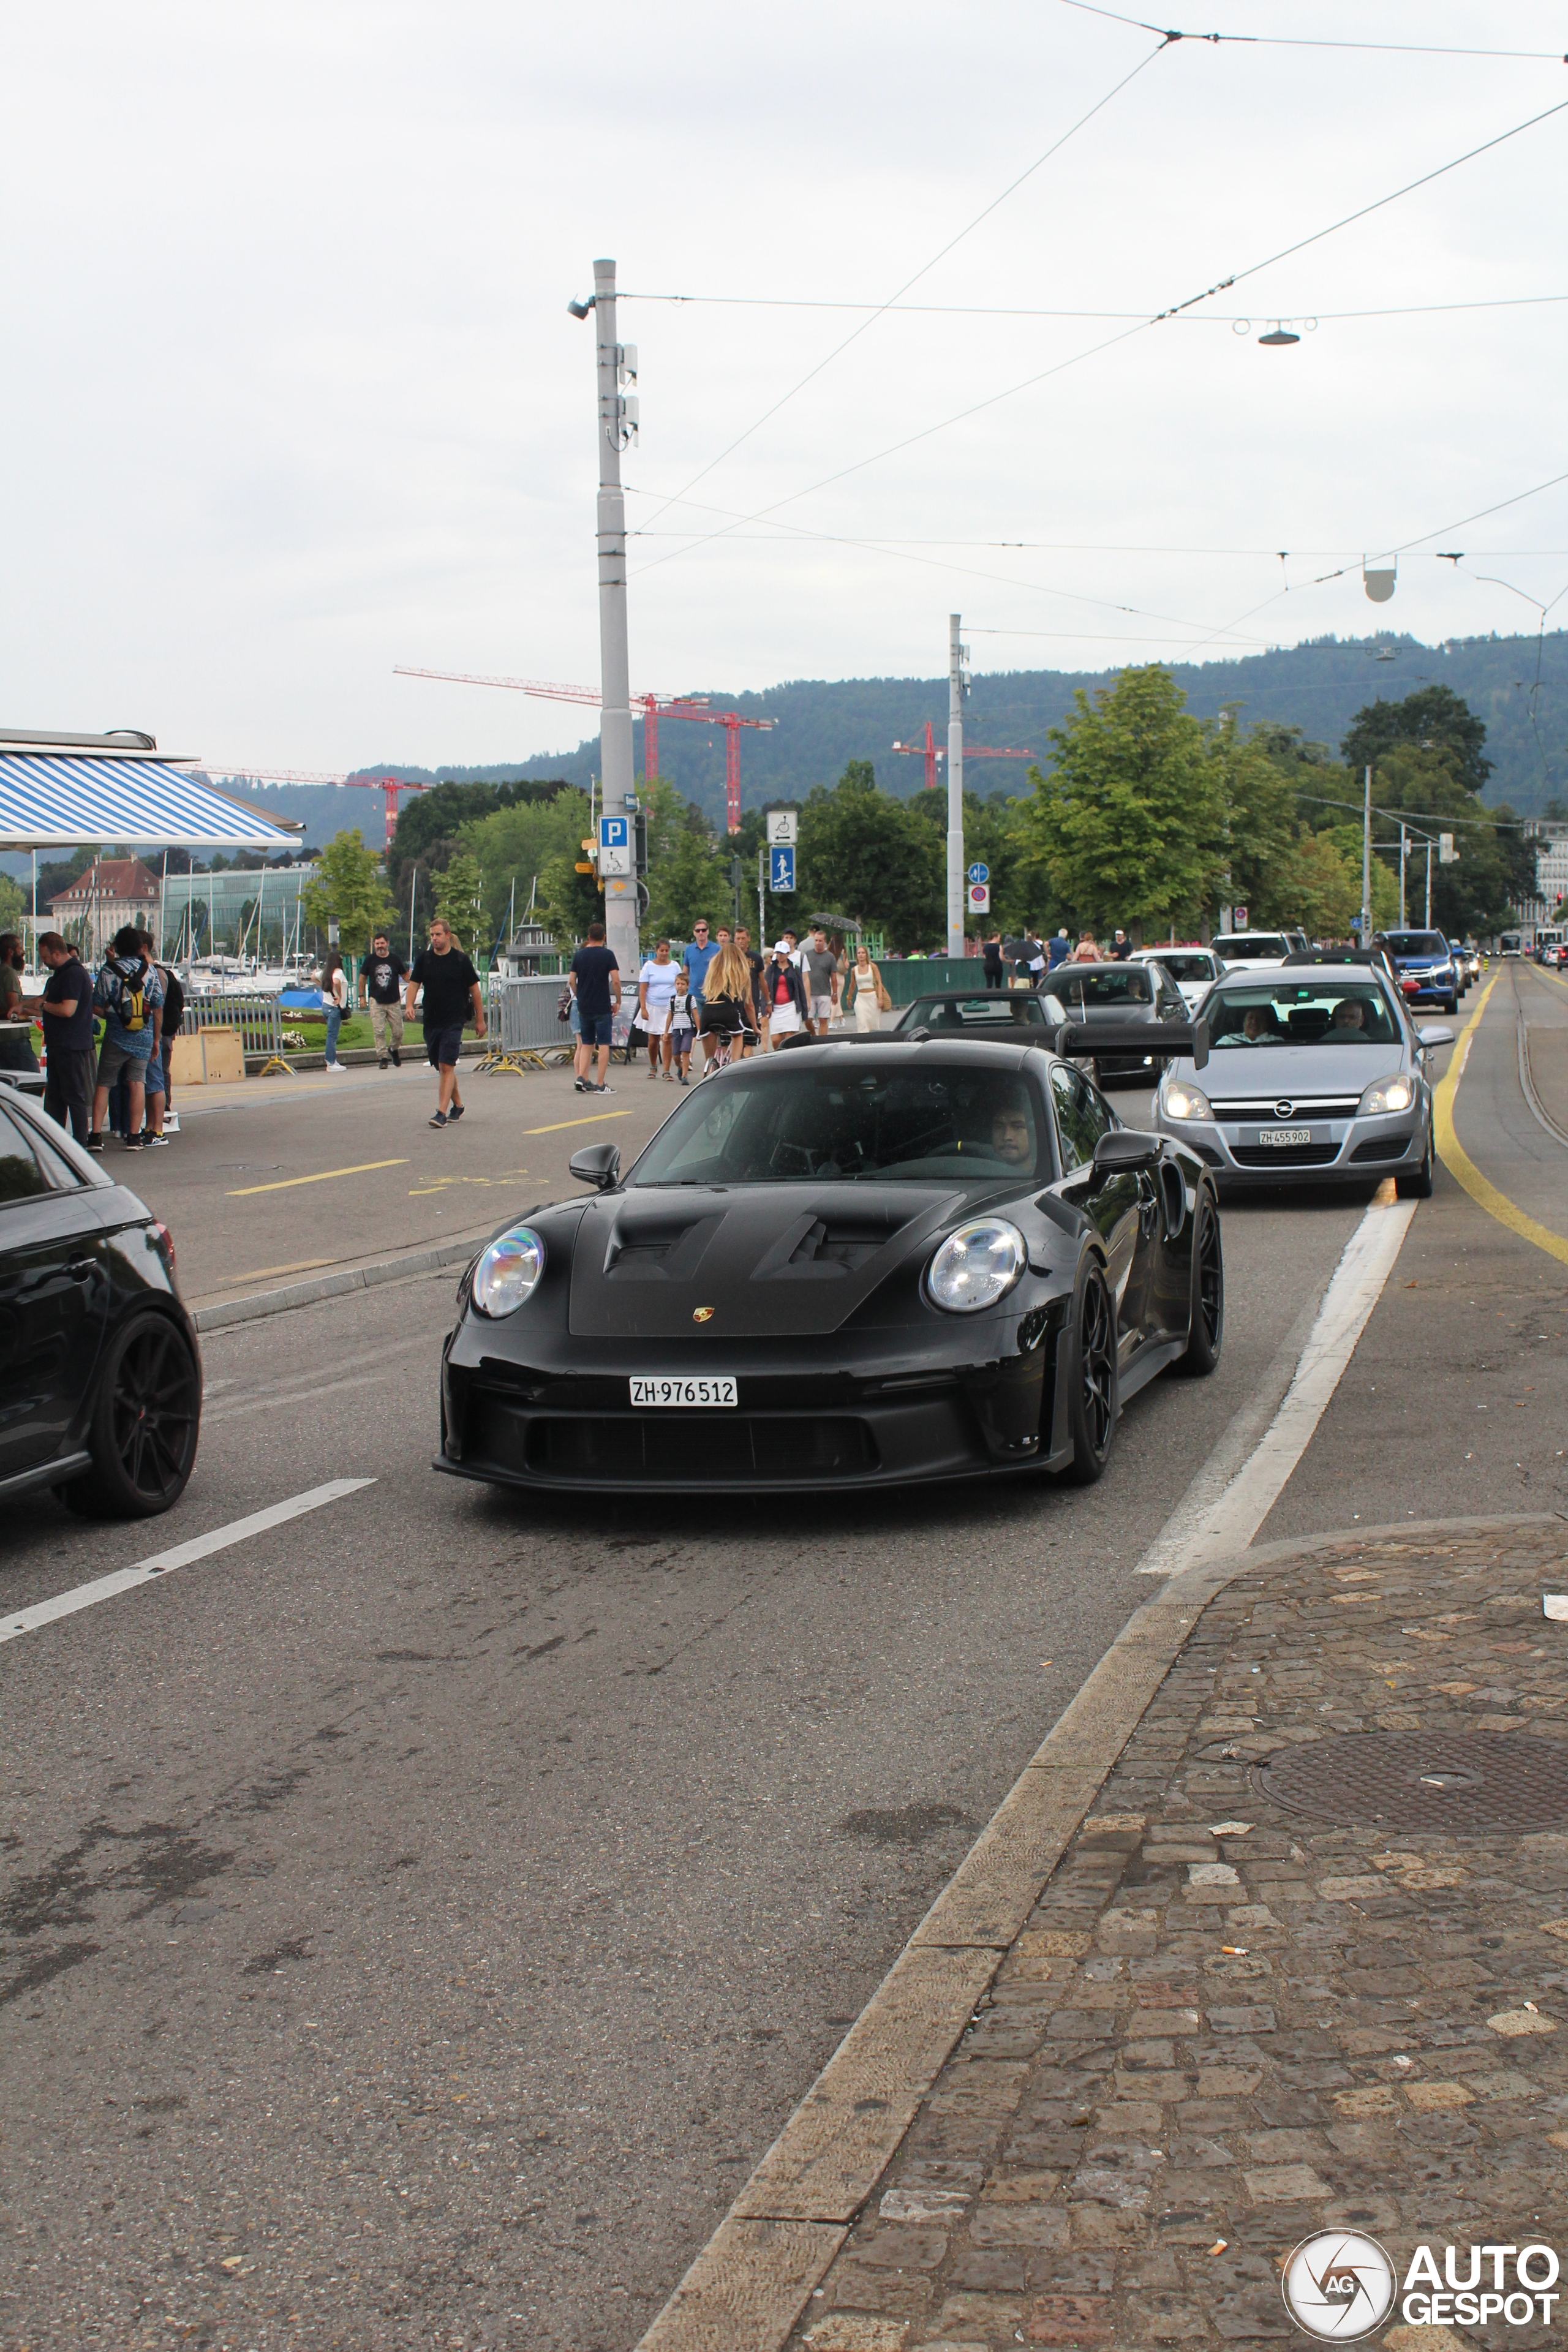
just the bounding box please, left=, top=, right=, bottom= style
left=1136, top=1194, right=1417, bottom=1575
left=0, top=1479, right=375, bottom=1646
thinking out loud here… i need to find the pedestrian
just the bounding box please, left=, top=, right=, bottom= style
left=34, top=931, right=95, bottom=1142
left=1072, top=931, right=1101, bottom=963
left=132, top=930, right=169, bottom=1145
left=763, top=939, right=809, bottom=1042
left=981, top=931, right=1005, bottom=990
left=734, top=925, right=766, bottom=1053
left=696, top=941, right=760, bottom=1069
left=801, top=924, right=840, bottom=1038
left=1047, top=925, right=1071, bottom=970
left=361, top=929, right=407, bottom=1069
left=0, top=933, right=36, bottom=1070
left=1023, top=928, right=1047, bottom=987
left=638, top=937, right=679, bottom=1081
left=682, top=919, right=720, bottom=1003
left=569, top=920, right=620, bottom=1095
left=321, top=949, right=350, bottom=1071
left=843, top=940, right=891, bottom=1032
left=88, top=924, right=163, bottom=1152
left=405, top=916, right=486, bottom=1128
left=152, top=943, right=183, bottom=1134
left=669, top=982, right=696, bottom=1084
left=1109, top=928, right=1133, bottom=960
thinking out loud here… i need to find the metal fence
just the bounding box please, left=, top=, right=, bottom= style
left=178, top=993, right=295, bottom=1069
left=480, top=974, right=575, bottom=1071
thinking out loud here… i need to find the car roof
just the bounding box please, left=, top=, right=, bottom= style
left=750, top=1035, right=1047, bottom=1071
left=899, top=987, right=1047, bottom=1001
left=0, top=1080, right=113, bottom=1187
left=1215, top=960, right=1385, bottom=984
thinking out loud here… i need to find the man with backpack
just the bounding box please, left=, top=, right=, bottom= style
left=88, top=925, right=163, bottom=1152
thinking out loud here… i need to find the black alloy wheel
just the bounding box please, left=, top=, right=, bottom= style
left=1174, top=1183, right=1224, bottom=1376
left=1396, top=1126, right=1436, bottom=1199
left=1060, top=1256, right=1119, bottom=1483
left=60, top=1312, right=202, bottom=1518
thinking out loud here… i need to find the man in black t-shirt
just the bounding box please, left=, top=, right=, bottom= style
left=405, top=918, right=486, bottom=1128
left=360, top=929, right=409, bottom=1069
left=569, top=921, right=621, bottom=1093
left=35, top=931, right=95, bottom=1142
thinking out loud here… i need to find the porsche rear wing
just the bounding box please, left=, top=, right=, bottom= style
left=1055, top=1017, right=1208, bottom=1071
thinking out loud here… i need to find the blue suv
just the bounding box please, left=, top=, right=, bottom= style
left=1375, top=929, right=1458, bottom=1014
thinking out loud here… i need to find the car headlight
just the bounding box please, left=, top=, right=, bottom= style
left=927, top=1218, right=1027, bottom=1314
left=472, top=1224, right=546, bottom=1316
left=1161, top=1079, right=1213, bottom=1121
left=1359, top=1073, right=1415, bottom=1116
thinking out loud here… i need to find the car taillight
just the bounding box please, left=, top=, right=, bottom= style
left=150, top=1219, right=176, bottom=1276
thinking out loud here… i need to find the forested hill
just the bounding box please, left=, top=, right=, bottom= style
left=146, top=627, right=1566, bottom=858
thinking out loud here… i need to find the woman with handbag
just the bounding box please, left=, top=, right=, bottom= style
left=843, top=941, right=891, bottom=1033
left=322, top=950, right=350, bottom=1071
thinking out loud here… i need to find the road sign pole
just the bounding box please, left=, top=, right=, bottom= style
left=594, top=257, right=639, bottom=979
left=947, top=613, right=966, bottom=958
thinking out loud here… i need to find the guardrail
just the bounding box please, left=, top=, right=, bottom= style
left=179, top=993, right=295, bottom=1073
left=480, top=974, right=575, bottom=1072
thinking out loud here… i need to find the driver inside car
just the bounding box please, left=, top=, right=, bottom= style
left=990, top=1095, right=1035, bottom=1167
left=1330, top=998, right=1369, bottom=1035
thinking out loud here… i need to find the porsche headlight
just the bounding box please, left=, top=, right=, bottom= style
left=1161, top=1079, right=1213, bottom=1122
left=472, top=1225, right=546, bottom=1316
left=927, top=1218, right=1027, bottom=1314
left=1359, top=1073, right=1415, bottom=1116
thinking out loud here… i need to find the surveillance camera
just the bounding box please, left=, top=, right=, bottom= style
left=566, top=297, right=593, bottom=320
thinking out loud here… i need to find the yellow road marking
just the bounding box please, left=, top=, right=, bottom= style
left=1433, top=974, right=1568, bottom=1267
left=225, top=1158, right=409, bottom=1197
left=519, top=1110, right=633, bottom=1136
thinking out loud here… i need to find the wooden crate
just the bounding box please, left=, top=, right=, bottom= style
left=169, top=1028, right=244, bottom=1085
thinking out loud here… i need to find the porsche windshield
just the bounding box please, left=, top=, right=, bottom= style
left=1040, top=967, right=1152, bottom=1005
left=900, top=995, right=1049, bottom=1032
left=1208, top=981, right=1400, bottom=1048
left=631, top=1065, right=1050, bottom=1185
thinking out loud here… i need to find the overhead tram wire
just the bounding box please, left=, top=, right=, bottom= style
left=621, top=291, right=1568, bottom=326
left=635, top=34, right=1172, bottom=536
left=1055, top=0, right=1568, bottom=62
left=632, top=96, right=1568, bottom=586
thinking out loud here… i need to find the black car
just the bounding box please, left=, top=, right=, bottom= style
left=437, top=1036, right=1224, bottom=1496
left=892, top=990, right=1054, bottom=1038
left=1038, top=961, right=1191, bottom=1082
left=0, top=1086, right=202, bottom=1515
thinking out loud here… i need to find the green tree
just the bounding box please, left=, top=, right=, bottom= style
left=300, top=829, right=394, bottom=956
left=795, top=760, right=944, bottom=951
left=1316, top=824, right=1402, bottom=929
left=1278, top=832, right=1361, bottom=938
left=639, top=777, right=727, bottom=941
left=1342, top=685, right=1492, bottom=797
left=1020, top=667, right=1226, bottom=937
left=1210, top=712, right=1300, bottom=923
left=0, top=873, right=24, bottom=935
left=433, top=851, right=487, bottom=956
left=1371, top=745, right=1521, bottom=933
left=458, top=788, right=594, bottom=938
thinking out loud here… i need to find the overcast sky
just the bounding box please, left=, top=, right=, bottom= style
left=2, top=2, right=1564, bottom=776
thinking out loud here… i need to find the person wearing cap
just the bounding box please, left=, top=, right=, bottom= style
left=763, top=939, right=809, bottom=1044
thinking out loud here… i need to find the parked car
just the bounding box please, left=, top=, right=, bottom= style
left=1037, top=960, right=1191, bottom=1084
left=0, top=1087, right=201, bottom=1514
left=437, top=1035, right=1224, bottom=1497
left=1130, top=946, right=1228, bottom=1009
left=1153, top=957, right=1450, bottom=1197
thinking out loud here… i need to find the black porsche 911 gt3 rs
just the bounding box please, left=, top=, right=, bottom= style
left=437, top=1036, right=1224, bottom=1496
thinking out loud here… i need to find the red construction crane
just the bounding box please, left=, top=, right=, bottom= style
left=891, top=722, right=1037, bottom=788
left=206, top=763, right=432, bottom=851
left=395, top=665, right=775, bottom=832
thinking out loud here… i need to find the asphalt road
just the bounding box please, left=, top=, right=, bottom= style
left=3, top=983, right=1564, bottom=2351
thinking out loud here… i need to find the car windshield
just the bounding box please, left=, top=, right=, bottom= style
left=1222, top=935, right=1289, bottom=959
left=1041, top=967, right=1152, bottom=1005
left=1381, top=932, right=1447, bottom=958
left=900, top=995, right=1048, bottom=1031
left=1150, top=954, right=1212, bottom=984
left=630, top=1063, right=1050, bottom=1185
left=1208, top=981, right=1400, bottom=1047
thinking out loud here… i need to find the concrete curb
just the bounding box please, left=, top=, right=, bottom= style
left=192, top=1233, right=493, bottom=1330
left=634, top=1510, right=1566, bottom=2352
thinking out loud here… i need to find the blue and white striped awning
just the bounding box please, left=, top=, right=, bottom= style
left=0, top=753, right=304, bottom=851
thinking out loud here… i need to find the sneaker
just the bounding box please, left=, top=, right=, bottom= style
left=447, top=1102, right=465, bottom=1123
left=378, top=1057, right=389, bottom=1070
left=591, top=1082, right=614, bottom=1095
left=143, top=1132, right=170, bottom=1147
left=678, top=1071, right=689, bottom=1085
left=327, top=1060, right=348, bottom=1074
left=391, top=1050, right=402, bottom=1068
left=86, top=1132, right=105, bottom=1153
left=573, top=1076, right=589, bottom=1092
left=429, top=1110, right=448, bottom=1128
left=124, top=1132, right=143, bottom=1148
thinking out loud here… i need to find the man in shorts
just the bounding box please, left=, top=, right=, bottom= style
left=361, top=929, right=408, bottom=1068
left=405, top=917, right=486, bottom=1129
left=801, top=924, right=840, bottom=1038
left=570, top=921, right=620, bottom=1093
left=88, top=925, right=163, bottom=1152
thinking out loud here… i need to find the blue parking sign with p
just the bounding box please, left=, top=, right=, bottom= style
left=600, top=816, right=628, bottom=848
left=771, top=846, right=796, bottom=892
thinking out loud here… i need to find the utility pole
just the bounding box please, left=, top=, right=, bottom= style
left=947, top=614, right=967, bottom=959
left=589, top=257, right=640, bottom=983
left=1361, top=764, right=1373, bottom=948
left=1398, top=821, right=1407, bottom=928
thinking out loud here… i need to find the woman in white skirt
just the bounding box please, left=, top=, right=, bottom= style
left=638, top=938, right=679, bottom=1079
left=843, top=941, right=890, bottom=1032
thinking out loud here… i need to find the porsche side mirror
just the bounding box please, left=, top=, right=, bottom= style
left=1093, top=1129, right=1161, bottom=1176
left=1417, top=1024, right=1454, bottom=1047
left=569, top=1142, right=621, bottom=1190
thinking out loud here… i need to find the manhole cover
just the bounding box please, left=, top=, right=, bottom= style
left=1252, top=1732, right=1568, bottom=1832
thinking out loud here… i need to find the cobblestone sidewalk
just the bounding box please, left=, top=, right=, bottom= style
left=792, top=1526, right=1568, bottom=2352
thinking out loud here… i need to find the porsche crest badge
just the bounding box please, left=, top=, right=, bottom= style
left=692, top=1306, right=715, bottom=1323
